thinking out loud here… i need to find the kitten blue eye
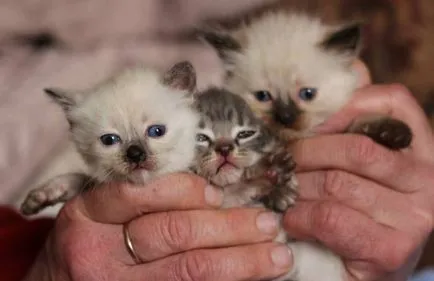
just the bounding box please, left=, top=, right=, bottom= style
left=298, top=88, right=317, bottom=101
left=253, top=91, right=273, bottom=102
left=147, top=125, right=166, bottom=138
left=196, top=134, right=210, bottom=143
left=236, top=130, right=256, bottom=139
left=100, top=134, right=122, bottom=146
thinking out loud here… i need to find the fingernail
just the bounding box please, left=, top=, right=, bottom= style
left=256, top=212, right=279, bottom=234
left=271, top=245, right=292, bottom=268
left=204, top=185, right=223, bottom=207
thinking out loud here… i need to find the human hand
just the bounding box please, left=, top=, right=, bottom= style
left=23, top=173, right=293, bottom=281
left=285, top=75, right=434, bottom=280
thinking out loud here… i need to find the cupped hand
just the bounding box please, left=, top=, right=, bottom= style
left=285, top=80, right=434, bottom=281
left=24, top=173, right=292, bottom=281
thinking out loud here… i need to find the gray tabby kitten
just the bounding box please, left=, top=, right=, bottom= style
left=21, top=62, right=199, bottom=215
left=193, top=88, right=340, bottom=281
left=194, top=87, right=297, bottom=211
left=198, top=11, right=413, bottom=149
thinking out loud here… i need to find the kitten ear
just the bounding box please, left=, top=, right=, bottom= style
left=161, top=61, right=197, bottom=94
left=321, top=22, right=363, bottom=58
left=44, top=87, right=82, bottom=112
left=196, top=27, right=243, bottom=72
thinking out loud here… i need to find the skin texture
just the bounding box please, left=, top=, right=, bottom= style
left=23, top=174, right=293, bottom=281
left=23, top=61, right=434, bottom=281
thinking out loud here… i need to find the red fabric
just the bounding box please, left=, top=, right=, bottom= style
left=0, top=206, right=54, bottom=281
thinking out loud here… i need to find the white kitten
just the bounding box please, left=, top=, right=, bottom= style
left=200, top=11, right=412, bottom=149
left=21, top=62, right=200, bottom=215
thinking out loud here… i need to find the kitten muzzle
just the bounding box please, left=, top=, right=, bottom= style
left=273, top=99, right=301, bottom=128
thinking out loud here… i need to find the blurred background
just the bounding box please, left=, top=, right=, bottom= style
left=0, top=0, right=432, bottom=271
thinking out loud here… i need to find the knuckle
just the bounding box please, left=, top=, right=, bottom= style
left=56, top=198, right=88, bottom=232
left=161, top=212, right=195, bottom=253
left=411, top=206, right=434, bottom=235
left=323, top=170, right=347, bottom=198
left=387, top=83, right=414, bottom=102
left=379, top=235, right=414, bottom=272
left=175, top=251, right=214, bottom=281
left=312, top=202, right=341, bottom=235
left=347, top=135, right=381, bottom=166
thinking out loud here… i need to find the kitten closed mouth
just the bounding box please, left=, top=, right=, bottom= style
left=216, top=160, right=238, bottom=174
left=130, top=162, right=153, bottom=171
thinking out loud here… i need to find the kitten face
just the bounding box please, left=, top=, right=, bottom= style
left=45, top=62, right=199, bottom=184
left=200, top=12, right=362, bottom=138
left=194, top=88, right=274, bottom=187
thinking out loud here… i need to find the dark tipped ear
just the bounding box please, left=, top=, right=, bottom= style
left=321, top=23, right=363, bottom=56
left=161, top=61, right=197, bottom=93
left=44, top=87, right=79, bottom=112
left=196, top=28, right=242, bottom=64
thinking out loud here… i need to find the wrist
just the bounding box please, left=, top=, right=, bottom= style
left=22, top=232, right=66, bottom=281
left=22, top=246, right=53, bottom=281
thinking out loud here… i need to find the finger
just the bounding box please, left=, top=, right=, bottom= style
left=119, top=208, right=280, bottom=263
left=352, top=59, right=372, bottom=88
left=295, top=170, right=424, bottom=233
left=283, top=200, right=414, bottom=273
left=315, top=84, right=433, bottom=157
left=129, top=242, right=293, bottom=281
left=291, top=133, right=429, bottom=193
left=75, top=173, right=223, bottom=223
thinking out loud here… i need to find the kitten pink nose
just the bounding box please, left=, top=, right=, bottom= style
left=215, top=144, right=234, bottom=157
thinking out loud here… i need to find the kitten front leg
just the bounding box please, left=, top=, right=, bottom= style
left=21, top=173, right=91, bottom=215
left=347, top=115, right=413, bottom=150
left=259, top=148, right=299, bottom=213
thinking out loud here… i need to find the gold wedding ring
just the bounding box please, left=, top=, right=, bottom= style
left=123, top=222, right=143, bottom=264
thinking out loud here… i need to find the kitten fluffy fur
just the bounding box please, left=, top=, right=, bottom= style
left=21, top=62, right=199, bottom=215
left=200, top=11, right=413, bottom=149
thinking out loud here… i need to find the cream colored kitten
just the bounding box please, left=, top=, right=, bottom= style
left=21, top=62, right=199, bottom=215
left=196, top=11, right=413, bottom=281
left=199, top=11, right=412, bottom=149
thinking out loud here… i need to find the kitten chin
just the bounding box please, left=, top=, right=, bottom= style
left=209, top=166, right=244, bottom=187
left=199, top=11, right=413, bottom=150
left=21, top=61, right=199, bottom=216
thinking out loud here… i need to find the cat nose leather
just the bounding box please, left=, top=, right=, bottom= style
left=215, top=144, right=234, bottom=157
left=126, top=145, right=146, bottom=163
left=273, top=100, right=300, bottom=127
left=274, top=110, right=297, bottom=126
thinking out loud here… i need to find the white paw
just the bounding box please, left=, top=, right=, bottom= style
left=21, top=183, right=69, bottom=215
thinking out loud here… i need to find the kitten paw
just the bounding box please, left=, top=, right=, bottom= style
left=21, top=181, right=70, bottom=215
left=352, top=117, right=413, bottom=150
left=261, top=179, right=298, bottom=213
left=266, top=149, right=297, bottom=181
left=261, top=150, right=299, bottom=213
